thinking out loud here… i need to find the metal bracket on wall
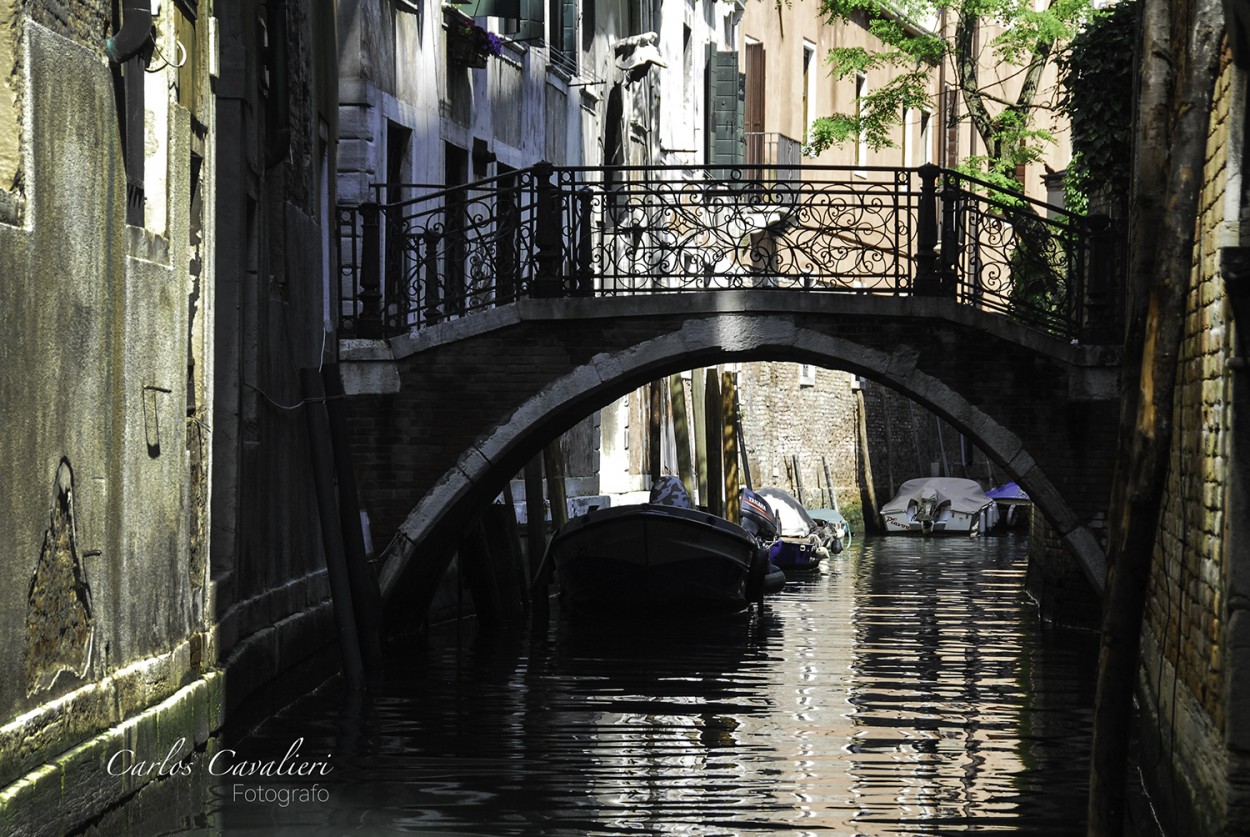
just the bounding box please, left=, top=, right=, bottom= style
left=1221, top=246, right=1250, bottom=368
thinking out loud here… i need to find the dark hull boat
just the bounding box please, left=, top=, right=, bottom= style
left=757, top=487, right=827, bottom=573
left=549, top=503, right=761, bottom=614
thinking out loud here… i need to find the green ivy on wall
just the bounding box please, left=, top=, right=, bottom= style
left=1059, top=0, right=1138, bottom=215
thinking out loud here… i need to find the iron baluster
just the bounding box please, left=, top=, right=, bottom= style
left=423, top=230, right=441, bottom=326
left=575, top=187, right=593, bottom=296
left=532, top=162, right=565, bottom=298
left=914, top=164, right=941, bottom=295
left=359, top=203, right=383, bottom=338
left=939, top=173, right=961, bottom=299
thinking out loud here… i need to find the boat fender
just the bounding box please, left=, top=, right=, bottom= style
left=745, top=545, right=769, bottom=605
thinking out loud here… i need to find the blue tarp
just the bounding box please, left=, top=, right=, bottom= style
left=986, top=482, right=1029, bottom=503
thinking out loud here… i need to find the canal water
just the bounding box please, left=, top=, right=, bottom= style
left=205, top=532, right=1103, bottom=835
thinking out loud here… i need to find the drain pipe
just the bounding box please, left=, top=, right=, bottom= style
left=105, top=0, right=153, bottom=64
left=106, top=0, right=153, bottom=225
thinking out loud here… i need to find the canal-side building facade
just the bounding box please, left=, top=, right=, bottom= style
left=0, top=0, right=342, bottom=832
left=1137, top=43, right=1250, bottom=835
left=0, top=0, right=223, bottom=829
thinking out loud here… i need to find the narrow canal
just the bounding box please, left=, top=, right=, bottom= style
left=196, top=532, right=1114, bottom=835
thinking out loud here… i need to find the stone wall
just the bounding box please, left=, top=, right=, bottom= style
left=0, top=16, right=213, bottom=834
left=210, top=0, right=343, bottom=714
left=343, top=296, right=1121, bottom=611
left=0, top=4, right=344, bottom=833
left=1136, top=52, right=1249, bottom=836
left=858, top=379, right=1006, bottom=532
left=737, top=362, right=863, bottom=529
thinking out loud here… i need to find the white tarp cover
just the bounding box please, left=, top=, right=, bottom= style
left=880, top=478, right=993, bottom=516
left=757, top=487, right=816, bottom=537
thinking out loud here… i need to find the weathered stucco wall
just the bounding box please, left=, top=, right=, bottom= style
left=0, top=19, right=213, bottom=832
left=1136, top=52, right=1249, bottom=836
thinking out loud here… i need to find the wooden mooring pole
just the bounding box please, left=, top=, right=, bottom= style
left=703, top=370, right=723, bottom=516
left=669, top=374, right=695, bottom=498
left=721, top=371, right=740, bottom=524
left=298, top=368, right=364, bottom=691
left=692, top=369, right=709, bottom=507
left=320, top=364, right=384, bottom=678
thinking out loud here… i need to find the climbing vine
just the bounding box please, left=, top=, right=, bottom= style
left=1058, top=0, right=1138, bottom=213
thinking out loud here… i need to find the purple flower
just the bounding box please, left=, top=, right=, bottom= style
left=451, top=20, right=504, bottom=58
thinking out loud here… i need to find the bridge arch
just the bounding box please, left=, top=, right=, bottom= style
left=364, top=297, right=1114, bottom=609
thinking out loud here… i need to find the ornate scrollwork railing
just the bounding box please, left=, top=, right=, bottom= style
left=337, top=163, right=1120, bottom=343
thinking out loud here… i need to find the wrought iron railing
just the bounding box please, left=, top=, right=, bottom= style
left=337, top=163, right=1121, bottom=342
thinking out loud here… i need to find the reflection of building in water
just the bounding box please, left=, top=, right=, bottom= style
left=841, top=543, right=1032, bottom=826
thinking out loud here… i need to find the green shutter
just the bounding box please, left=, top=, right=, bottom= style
left=519, top=0, right=543, bottom=41
left=455, top=0, right=521, bottom=17
left=705, top=48, right=743, bottom=168
left=561, top=0, right=576, bottom=54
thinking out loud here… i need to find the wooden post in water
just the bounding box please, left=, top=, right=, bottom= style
left=733, top=379, right=752, bottom=490
left=703, top=370, right=723, bottom=517
left=669, top=374, right=695, bottom=498
left=722, top=370, right=740, bottom=524
left=855, top=385, right=880, bottom=532
left=648, top=381, right=662, bottom=485
left=523, top=456, right=547, bottom=583
left=457, top=515, right=501, bottom=632
left=692, top=369, right=709, bottom=507
left=792, top=454, right=805, bottom=507
left=544, top=442, right=569, bottom=530
left=319, top=363, right=384, bottom=679
left=298, top=368, right=364, bottom=691
left=500, top=482, right=529, bottom=607
left=481, top=503, right=527, bottom=619
left=823, top=455, right=839, bottom=511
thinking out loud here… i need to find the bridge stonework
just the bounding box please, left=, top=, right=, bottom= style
left=339, top=291, right=1121, bottom=614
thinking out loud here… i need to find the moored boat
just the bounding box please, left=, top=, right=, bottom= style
left=740, top=487, right=786, bottom=596
left=757, top=487, right=828, bottom=572
left=986, top=481, right=1031, bottom=530
left=547, top=477, right=766, bottom=613
left=879, top=477, right=998, bottom=535
left=807, top=507, right=851, bottom=554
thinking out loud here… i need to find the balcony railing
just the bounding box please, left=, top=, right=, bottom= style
left=337, top=163, right=1121, bottom=342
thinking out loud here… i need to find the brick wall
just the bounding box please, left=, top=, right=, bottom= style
left=347, top=299, right=1122, bottom=611
left=1134, top=53, right=1244, bottom=835
left=737, top=362, right=863, bottom=526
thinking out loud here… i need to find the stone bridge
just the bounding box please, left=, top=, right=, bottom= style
left=339, top=291, right=1122, bottom=617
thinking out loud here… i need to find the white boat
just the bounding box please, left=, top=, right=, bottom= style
left=879, top=477, right=999, bottom=535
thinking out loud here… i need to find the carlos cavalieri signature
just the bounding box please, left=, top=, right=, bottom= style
left=106, top=737, right=333, bottom=780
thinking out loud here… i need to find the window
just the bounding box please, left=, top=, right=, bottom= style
left=918, top=109, right=931, bottom=165
left=855, top=74, right=868, bottom=170
left=744, top=40, right=765, bottom=164
left=904, top=107, right=932, bottom=167
left=547, top=0, right=576, bottom=73
left=802, top=43, right=816, bottom=144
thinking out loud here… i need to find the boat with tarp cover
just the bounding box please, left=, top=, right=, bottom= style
left=880, top=477, right=998, bottom=535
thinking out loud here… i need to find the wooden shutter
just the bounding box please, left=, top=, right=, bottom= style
left=518, top=0, right=543, bottom=41
left=458, top=0, right=521, bottom=16
left=744, top=41, right=765, bottom=164
left=705, top=48, right=743, bottom=168
left=563, top=0, right=576, bottom=53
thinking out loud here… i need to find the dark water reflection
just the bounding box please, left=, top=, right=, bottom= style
left=209, top=533, right=1099, bottom=835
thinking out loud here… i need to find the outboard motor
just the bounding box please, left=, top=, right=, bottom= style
left=739, top=488, right=779, bottom=542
